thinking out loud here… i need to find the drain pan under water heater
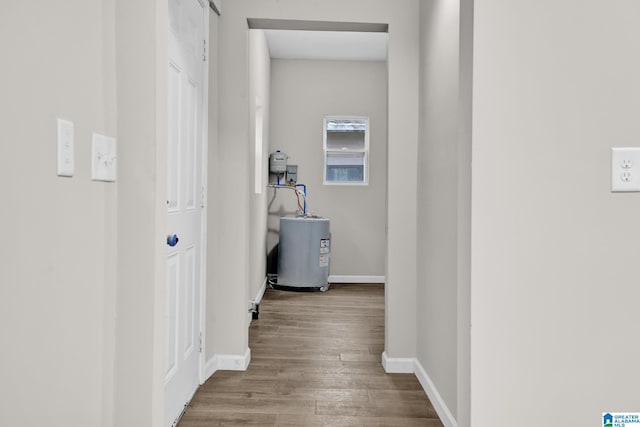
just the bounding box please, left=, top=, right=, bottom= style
left=277, top=217, right=330, bottom=292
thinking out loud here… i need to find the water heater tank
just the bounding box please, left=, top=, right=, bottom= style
left=277, top=217, right=330, bottom=291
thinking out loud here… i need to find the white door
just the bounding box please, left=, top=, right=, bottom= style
left=166, top=0, right=207, bottom=425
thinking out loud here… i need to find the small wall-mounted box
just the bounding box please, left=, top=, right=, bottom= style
left=286, top=164, right=298, bottom=184
left=269, top=150, right=287, bottom=173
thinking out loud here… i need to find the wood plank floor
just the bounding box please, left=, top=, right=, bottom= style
left=178, top=284, right=443, bottom=426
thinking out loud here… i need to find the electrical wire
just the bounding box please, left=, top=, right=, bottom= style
left=268, top=184, right=308, bottom=214
left=296, top=192, right=303, bottom=212
left=295, top=184, right=307, bottom=214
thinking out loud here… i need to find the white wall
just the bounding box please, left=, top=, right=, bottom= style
left=268, top=59, right=387, bottom=278
left=471, top=1, right=640, bottom=425
left=0, top=1, right=117, bottom=425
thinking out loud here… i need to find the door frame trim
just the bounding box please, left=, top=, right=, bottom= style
left=197, top=0, right=210, bottom=386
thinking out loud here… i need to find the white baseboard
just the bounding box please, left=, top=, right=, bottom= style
left=381, top=353, right=457, bottom=427
left=247, top=277, right=268, bottom=325
left=253, top=277, right=267, bottom=305
left=202, top=348, right=251, bottom=383
left=217, top=348, right=251, bottom=370
left=329, top=275, right=385, bottom=284
left=381, top=351, right=415, bottom=373
left=414, top=359, right=457, bottom=427
left=204, top=354, right=218, bottom=381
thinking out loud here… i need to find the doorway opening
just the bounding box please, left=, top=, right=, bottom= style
left=247, top=19, right=389, bottom=317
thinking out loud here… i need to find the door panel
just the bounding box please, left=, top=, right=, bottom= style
left=182, top=245, right=196, bottom=355
left=168, top=62, right=181, bottom=212
left=166, top=252, right=179, bottom=380
left=166, top=0, right=206, bottom=425
left=185, top=80, right=197, bottom=210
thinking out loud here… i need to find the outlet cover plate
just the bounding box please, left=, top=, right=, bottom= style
left=92, top=133, right=117, bottom=182
left=611, top=147, right=640, bottom=192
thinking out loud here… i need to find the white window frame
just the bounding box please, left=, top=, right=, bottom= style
left=323, top=116, right=369, bottom=186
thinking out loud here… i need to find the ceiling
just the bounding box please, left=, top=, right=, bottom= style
left=263, top=30, right=388, bottom=62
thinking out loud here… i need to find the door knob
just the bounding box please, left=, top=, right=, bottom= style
left=167, top=234, right=179, bottom=247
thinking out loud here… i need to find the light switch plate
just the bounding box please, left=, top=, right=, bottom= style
left=611, top=147, right=640, bottom=192
left=92, top=133, right=117, bottom=182
left=57, top=118, right=74, bottom=176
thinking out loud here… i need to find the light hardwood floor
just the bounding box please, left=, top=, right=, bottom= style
left=178, top=284, right=443, bottom=426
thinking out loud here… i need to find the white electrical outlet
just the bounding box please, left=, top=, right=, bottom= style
left=611, top=147, right=640, bottom=192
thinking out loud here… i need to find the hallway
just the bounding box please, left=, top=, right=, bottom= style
left=178, top=284, right=443, bottom=426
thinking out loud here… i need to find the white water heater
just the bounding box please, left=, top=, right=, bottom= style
left=277, top=217, right=330, bottom=291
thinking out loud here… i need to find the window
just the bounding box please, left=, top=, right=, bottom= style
left=323, top=116, right=369, bottom=185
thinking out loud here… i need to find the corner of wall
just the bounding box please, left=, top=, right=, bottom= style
left=381, top=352, right=415, bottom=373
left=381, top=354, right=458, bottom=427
left=414, top=359, right=458, bottom=427
left=203, top=347, right=251, bottom=382
left=384, top=0, right=420, bottom=363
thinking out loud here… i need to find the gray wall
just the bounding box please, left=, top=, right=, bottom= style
left=0, top=1, right=115, bottom=426
left=457, top=0, right=472, bottom=426
left=113, top=0, right=168, bottom=424
left=471, top=0, right=640, bottom=424
left=248, top=30, right=271, bottom=301
left=268, top=59, right=387, bottom=278
left=416, top=1, right=472, bottom=424
left=206, top=7, right=222, bottom=361
left=0, top=2, right=116, bottom=425
left=417, top=0, right=460, bottom=419
left=0, top=0, right=167, bottom=425
left=207, top=0, right=251, bottom=359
